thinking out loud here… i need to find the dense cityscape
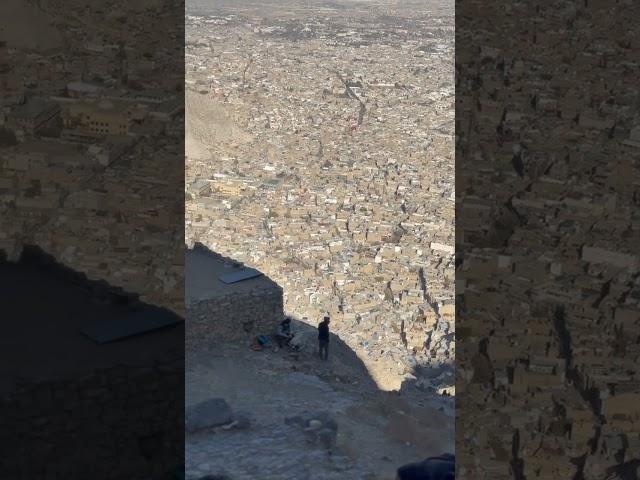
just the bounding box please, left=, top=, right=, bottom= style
left=0, top=0, right=185, bottom=313
left=186, top=0, right=455, bottom=392
left=185, top=1, right=455, bottom=478
left=456, top=1, right=640, bottom=478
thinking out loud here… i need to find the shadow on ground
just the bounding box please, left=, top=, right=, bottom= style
left=1, top=245, right=184, bottom=480
left=184, top=247, right=454, bottom=480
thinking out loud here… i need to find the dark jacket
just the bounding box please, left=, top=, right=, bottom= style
left=277, top=321, right=291, bottom=337
left=396, top=454, right=454, bottom=480
left=318, top=321, right=329, bottom=341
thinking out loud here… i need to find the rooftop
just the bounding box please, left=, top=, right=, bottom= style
left=10, top=99, right=59, bottom=119
left=0, top=246, right=183, bottom=393
left=67, top=81, right=101, bottom=93
left=186, top=243, right=281, bottom=305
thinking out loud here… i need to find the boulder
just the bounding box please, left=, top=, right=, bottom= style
left=307, top=419, right=323, bottom=430
left=232, top=412, right=251, bottom=430
left=284, top=415, right=304, bottom=427
left=305, top=411, right=338, bottom=432
left=186, top=398, right=234, bottom=433
left=286, top=411, right=338, bottom=450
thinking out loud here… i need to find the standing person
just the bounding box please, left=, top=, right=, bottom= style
left=318, top=316, right=330, bottom=361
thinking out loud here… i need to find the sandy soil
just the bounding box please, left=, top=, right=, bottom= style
left=186, top=92, right=253, bottom=161
left=0, top=0, right=64, bottom=52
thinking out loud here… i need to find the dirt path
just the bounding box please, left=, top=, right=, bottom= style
left=186, top=342, right=453, bottom=480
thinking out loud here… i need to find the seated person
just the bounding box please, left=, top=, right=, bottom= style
left=276, top=317, right=294, bottom=347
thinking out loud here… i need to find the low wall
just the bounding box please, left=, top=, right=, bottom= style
left=186, top=287, right=284, bottom=352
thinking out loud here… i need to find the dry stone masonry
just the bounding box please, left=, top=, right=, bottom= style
left=186, top=244, right=284, bottom=353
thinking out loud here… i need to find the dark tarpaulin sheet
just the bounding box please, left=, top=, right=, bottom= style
left=81, top=309, right=182, bottom=344
left=219, top=268, right=262, bottom=284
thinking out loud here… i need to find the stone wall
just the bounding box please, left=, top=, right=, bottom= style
left=186, top=287, right=284, bottom=352
left=0, top=351, right=184, bottom=480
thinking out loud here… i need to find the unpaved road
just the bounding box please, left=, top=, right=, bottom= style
left=186, top=341, right=453, bottom=480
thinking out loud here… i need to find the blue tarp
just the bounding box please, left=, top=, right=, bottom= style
left=219, top=268, right=263, bottom=284
left=81, top=308, right=182, bottom=344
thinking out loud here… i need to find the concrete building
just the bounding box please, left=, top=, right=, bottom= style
left=65, top=81, right=102, bottom=98
left=7, top=99, right=60, bottom=136
left=64, top=99, right=144, bottom=136
left=186, top=243, right=284, bottom=351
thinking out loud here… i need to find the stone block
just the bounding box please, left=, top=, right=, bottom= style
left=185, top=398, right=234, bottom=433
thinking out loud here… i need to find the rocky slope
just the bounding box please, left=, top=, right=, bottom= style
left=186, top=336, right=453, bottom=480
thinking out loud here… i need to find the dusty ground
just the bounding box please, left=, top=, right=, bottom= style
left=186, top=336, right=453, bottom=480
left=185, top=92, right=253, bottom=161
left=0, top=0, right=65, bottom=52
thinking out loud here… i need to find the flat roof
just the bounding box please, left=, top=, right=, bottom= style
left=11, top=139, right=84, bottom=157
left=0, top=248, right=183, bottom=394
left=186, top=244, right=280, bottom=305
left=67, top=82, right=101, bottom=93
left=10, top=99, right=59, bottom=118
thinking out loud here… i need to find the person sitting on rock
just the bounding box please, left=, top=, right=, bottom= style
left=276, top=317, right=294, bottom=347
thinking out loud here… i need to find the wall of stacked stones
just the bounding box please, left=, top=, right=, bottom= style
left=186, top=288, right=284, bottom=352
left=0, top=352, right=184, bottom=480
